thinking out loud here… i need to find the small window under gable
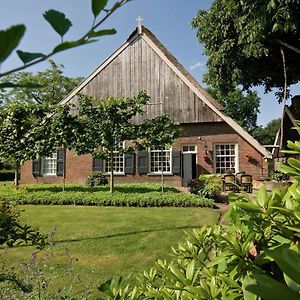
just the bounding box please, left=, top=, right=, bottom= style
left=149, top=147, right=172, bottom=174
left=42, top=153, right=57, bottom=176
left=214, top=144, right=238, bottom=174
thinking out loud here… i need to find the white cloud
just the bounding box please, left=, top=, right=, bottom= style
left=190, top=61, right=206, bottom=71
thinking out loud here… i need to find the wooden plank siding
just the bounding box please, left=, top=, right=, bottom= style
left=68, top=35, right=222, bottom=124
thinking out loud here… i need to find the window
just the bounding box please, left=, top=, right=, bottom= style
left=214, top=144, right=238, bottom=174
left=182, top=145, right=197, bottom=153
left=150, top=147, right=172, bottom=173
left=42, top=153, right=57, bottom=176
left=104, top=141, right=125, bottom=174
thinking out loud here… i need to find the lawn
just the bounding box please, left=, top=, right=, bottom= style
left=1, top=205, right=220, bottom=298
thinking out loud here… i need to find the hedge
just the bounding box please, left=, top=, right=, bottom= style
left=0, top=170, right=15, bottom=181
left=2, top=190, right=215, bottom=208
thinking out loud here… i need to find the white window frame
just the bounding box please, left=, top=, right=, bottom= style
left=182, top=145, right=197, bottom=154
left=213, top=143, right=239, bottom=174
left=42, top=153, right=57, bottom=176
left=148, top=147, right=172, bottom=175
left=103, top=141, right=125, bottom=175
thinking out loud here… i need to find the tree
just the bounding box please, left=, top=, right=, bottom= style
left=252, top=118, right=281, bottom=145
left=0, top=0, right=130, bottom=87
left=74, top=92, right=180, bottom=193
left=0, top=60, right=82, bottom=106
left=207, top=87, right=260, bottom=133
left=191, top=0, right=300, bottom=101
left=0, top=102, right=52, bottom=186
left=139, top=116, right=181, bottom=194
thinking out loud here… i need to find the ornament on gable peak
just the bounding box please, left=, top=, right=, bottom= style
left=136, top=16, right=143, bottom=34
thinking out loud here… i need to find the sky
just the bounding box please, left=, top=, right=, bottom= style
left=0, top=0, right=298, bottom=126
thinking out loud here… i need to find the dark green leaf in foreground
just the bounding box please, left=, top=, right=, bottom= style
left=88, top=28, right=116, bottom=38
left=16, top=50, right=45, bottom=64
left=92, top=0, right=108, bottom=18
left=43, top=9, right=72, bottom=38
left=0, top=25, right=25, bottom=63
left=52, top=39, right=96, bottom=54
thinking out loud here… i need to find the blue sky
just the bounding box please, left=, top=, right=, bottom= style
left=1, top=0, right=298, bottom=126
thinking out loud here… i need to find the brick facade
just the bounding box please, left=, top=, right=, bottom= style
left=20, top=122, right=268, bottom=186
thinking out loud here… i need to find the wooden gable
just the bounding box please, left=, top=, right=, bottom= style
left=65, top=27, right=223, bottom=124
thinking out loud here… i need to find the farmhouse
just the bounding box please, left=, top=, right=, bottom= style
left=20, top=26, right=272, bottom=186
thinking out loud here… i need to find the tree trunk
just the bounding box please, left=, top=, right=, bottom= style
left=15, top=160, right=20, bottom=188
left=110, top=149, right=114, bottom=193
left=161, top=149, right=164, bottom=194
left=62, top=145, right=66, bottom=192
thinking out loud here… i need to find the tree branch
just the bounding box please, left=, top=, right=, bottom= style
left=277, top=39, right=300, bottom=55
left=0, top=0, right=129, bottom=77
left=280, top=47, right=288, bottom=104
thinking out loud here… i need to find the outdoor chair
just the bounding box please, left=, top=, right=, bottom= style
left=241, top=175, right=253, bottom=193
left=223, top=174, right=236, bottom=192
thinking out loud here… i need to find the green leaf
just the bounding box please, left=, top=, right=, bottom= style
left=246, top=273, right=300, bottom=300
left=52, top=39, right=96, bottom=54
left=256, top=186, right=268, bottom=208
left=234, top=202, right=262, bottom=213
left=16, top=50, right=45, bottom=64
left=0, top=25, right=25, bottom=63
left=92, top=0, right=108, bottom=17
left=88, top=28, right=116, bottom=38
left=43, top=9, right=72, bottom=38
left=242, top=275, right=258, bottom=300
left=267, top=247, right=300, bottom=284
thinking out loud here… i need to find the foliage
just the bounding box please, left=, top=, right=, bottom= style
left=0, top=170, right=15, bottom=181
left=252, top=118, right=281, bottom=145
left=0, top=0, right=130, bottom=83
left=0, top=101, right=53, bottom=185
left=1, top=184, right=214, bottom=208
left=102, top=137, right=300, bottom=299
left=270, top=170, right=289, bottom=182
left=189, top=174, right=222, bottom=199
left=191, top=0, right=300, bottom=100
left=0, top=199, right=46, bottom=248
left=0, top=60, right=82, bottom=106
left=75, top=92, right=180, bottom=193
left=208, top=87, right=260, bottom=133
left=86, top=171, right=108, bottom=187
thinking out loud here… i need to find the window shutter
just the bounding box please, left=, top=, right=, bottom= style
left=92, top=157, right=103, bottom=172
left=32, top=158, right=41, bottom=177
left=125, top=153, right=135, bottom=174
left=137, top=151, right=148, bottom=174
left=172, top=151, right=181, bottom=174
left=56, top=149, right=65, bottom=176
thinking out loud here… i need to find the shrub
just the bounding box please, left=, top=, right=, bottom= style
left=86, top=172, right=108, bottom=187
left=188, top=174, right=222, bottom=199
left=0, top=170, right=15, bottom=181
left=270, top=170, right=289, bottom=182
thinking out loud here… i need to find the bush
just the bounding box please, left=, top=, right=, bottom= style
left=188, top=174, right=222, bottom=199
left=0, top=170, right=15, bottom=181
left=86, top=172, right=108, bottom=187
left=270, top=170, right=289, bottom=181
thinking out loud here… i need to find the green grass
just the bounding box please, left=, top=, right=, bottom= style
left=1, top=205, right=220, bottom=297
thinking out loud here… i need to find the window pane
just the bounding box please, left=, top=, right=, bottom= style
left=150, top=148, right=171, bottom=173
left=214, top=144, right=237, bottom=174
left=42, top=153, right=57, bottom=175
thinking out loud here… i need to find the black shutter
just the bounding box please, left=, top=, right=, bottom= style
left=92, top=157, right=103, bottom=172
left=56, top=149, right=65, bottom=176
left=32, top=158, right=41, bottom=177
left=125, top=153, right=135, bottom=174
left=172, top=151, right=181, bottom=174
left=137, top=151, right=148, bottom=174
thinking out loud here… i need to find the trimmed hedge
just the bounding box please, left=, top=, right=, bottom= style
left=2, top=190, right=214, bottom=208
left=0, top=170, right=15, bottom=181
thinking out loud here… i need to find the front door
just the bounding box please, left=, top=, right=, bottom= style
left=182, top=145, right=197, bottom=186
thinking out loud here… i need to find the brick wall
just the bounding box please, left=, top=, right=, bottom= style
left=20, top=122, right=268, bottom=186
